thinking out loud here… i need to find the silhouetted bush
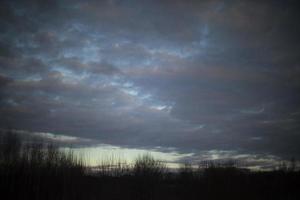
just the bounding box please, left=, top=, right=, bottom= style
left=133, top=154, right=166, bottom=179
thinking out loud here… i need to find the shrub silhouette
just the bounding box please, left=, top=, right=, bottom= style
left=0, top=130, right=21, bottom=162
left=178, top=163, right=194, bottom=180
left=0, top=130, right=86, bottom=200
left=133, top=154, right=166, bottom=178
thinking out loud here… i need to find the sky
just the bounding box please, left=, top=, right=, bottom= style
left=1, top=0, right=300, bottom=169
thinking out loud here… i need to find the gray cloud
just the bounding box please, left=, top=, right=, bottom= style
left=0, top=74, right=13, bottom=87
left=1, top=0, right=300, bottom=165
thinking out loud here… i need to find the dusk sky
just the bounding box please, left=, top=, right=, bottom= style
left=1, top=0, right=300, bottom=169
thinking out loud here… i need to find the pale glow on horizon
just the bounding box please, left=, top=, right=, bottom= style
left=63, top=145, right=193, bottom=168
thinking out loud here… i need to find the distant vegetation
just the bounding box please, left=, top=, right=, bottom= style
left=0, top=130, right=299, bottom=200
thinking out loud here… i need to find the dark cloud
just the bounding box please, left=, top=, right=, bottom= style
left=0, top=74, right=13, bottom=88
left=89, top=61, right=121, bottom=75
left=1, top=0, right=300, bottom=165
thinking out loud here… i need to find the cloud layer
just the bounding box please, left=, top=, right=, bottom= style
left=1, top=0, right=300, bottom=163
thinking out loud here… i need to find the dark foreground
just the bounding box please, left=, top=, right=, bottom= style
left=1, top=132, right=299, bottom=200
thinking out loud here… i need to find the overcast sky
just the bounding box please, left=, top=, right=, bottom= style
left=1, top=0, right=300, bottom=168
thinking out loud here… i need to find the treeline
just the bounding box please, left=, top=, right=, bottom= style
left=0, top=130, right=87, bottom=200
left=0, top=130, right=300, bottom=200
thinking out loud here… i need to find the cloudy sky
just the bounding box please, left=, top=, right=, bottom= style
left=1, top=0, right=300, bottom=168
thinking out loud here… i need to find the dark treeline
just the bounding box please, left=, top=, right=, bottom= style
left=0, top=130, right=299, bottom=200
